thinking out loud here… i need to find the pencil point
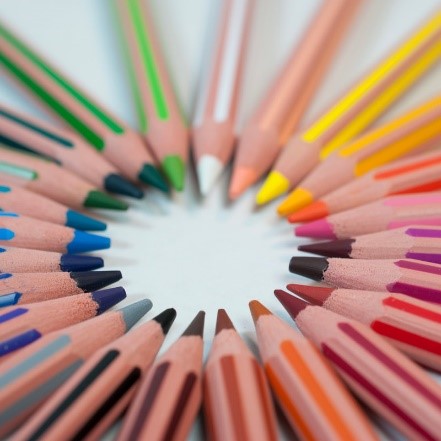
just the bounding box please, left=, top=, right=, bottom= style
left=65, top=210, right=107, bottom=231
left=60, top=254, right=104, bottom=272
left=277, top=188, right=314, bottom=217
left=162, top=155, right=185, bottom=191
left=274, top=289, right=309, bottom=319
left=289, top=256, right=329, bottom=281
left=299, top=239, right=354, bottom=258
left=66, top=231, right=111, bottom=253
left=84, top=190, right=128, bottom=211
left=197, top=155, right=223, bottom=196
left=286, top=284, right=334, bottom=305
left=138, top=164, right=169, bottom=192
left=228, top=167, right=257, bottom=200
left=152, top=308, right=177, bottom=334
left=215, top=309, right=235, bottom=334
left=249, top=300, right=272, bottom=323
left=256, top=171, right=290, bottom=205
left=91, top=286, right=127, bottom=314
left=120, top=299, right=153, bottom=330
left=70, top=270, right=123, bottom=292
left=288, top=200, right=329, bottom=223
left=104, top=173, right=144, bottom=199
left=182, top=310, right=205, bottom=337
left=295, top=219, right=336, bottom=238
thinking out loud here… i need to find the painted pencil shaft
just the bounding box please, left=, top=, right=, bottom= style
left=0, top=300, right=151, bottom=437
left=0, top=21, right=168, bottom=192
left=230, top=0, right=361, bottom=199
left=115, top=0, right=188, bottom=191
left=192, top=0, right=254, bottom=195
left=261, top=11, right=441, bottom=206
left=0, top=147, right=127, bottom=210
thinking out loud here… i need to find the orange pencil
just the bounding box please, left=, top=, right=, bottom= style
left=249, top=300, right=378, bottom=441
left=117, top=311, right=205, bottom=441
left=229, top=0, right=361, bottom=199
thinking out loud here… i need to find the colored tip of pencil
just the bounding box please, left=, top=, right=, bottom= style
left=215, top=309, right=235, bottom=334
left=120, top=299, right=153, bottom=330
left=162, top=155, right=185, bottom=191
left=274, top=289, right=309, bottom=319
left=286, top=284, right=334, bottom=305
left=256, top=171, right=290, bottom=205
left=104, top=173, right=144, bottom=199
left=91, top=286, right=127, bottom=314
left=59, top=254, right=104, bottom=272
left=295, top=219, right=336, bottom=239
left=249, top=300, right=272, bottom=323
left=138, top=164, right=169, bottom=193
left=84, top=190, right=128, bottom=211
left=153, top=308, right=177, bottom=334
left=0, top=292, right=21, bottom=308
left=65, top=210, right=107, bottom=231
left=287, top=200, right=329, bottom=223
left=197, top=155, right=223, bottom=196
left=66, top=231, right=111, bottom=253
left=277, top=188, right=314, bottom=217
left=228, top=167, right=257, bottom=200
left=70, top=270, right=123, bottom=292
left=299, top=239, right=354, bottom=258
left=182, top=310, right=205, bottom=337
left=289, top=256, right=329, bottom=281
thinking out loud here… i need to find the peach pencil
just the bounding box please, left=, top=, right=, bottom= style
left=0, top=299, right=151, bottom=438
left=276, top=290, right=441, bottom=441
left=192, top=0, right=254, bottom=195
left=229, top=0, right=361, bottom=199
left=204, top=309, right=278, bottom=441
left=0, top=212, right=110, bottom=253
left=0, top=22, right=168, bottom=192
left=13, top=308, right=175, bottom=441
left=0, top=146, right=127, bottom=210
left=114, top=0, right=188, bottom=191
left=294, top=192, right=441, bottom=238
left=287, top=284, right=441, bottom=371
left=249, top=300, right=377, bottom=441
left=289, top=257, right=441, bottom=304
left=116, top=311, right=205, bottom=441
left=0, top=270, right=122, bottom=307
left=290, top=149, right=441, bottom=223
left=299, top=225, right=441, bottom=264
left=0, top=246, right=104, bottom=273
left=279, top=95, right=441, bottom=215
left=257, top=11, right=441, bottom=206
left=0, top=287, right=126, bottom=357
left=0, top=184, right=106, bottom=231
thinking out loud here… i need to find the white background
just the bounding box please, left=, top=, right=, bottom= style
left=1, top=0, right=441, bottom=439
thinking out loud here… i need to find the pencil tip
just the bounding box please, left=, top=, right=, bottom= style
left=299, top=239, right=354, bottom=258
left=277, top=188, right=314, bottom=216
left=67, top=231, right=111, bottom=253
left=92, top=286, right=126, bottom=314
left=274, top=289, right=308, bottom=319
left=162, top=155, right=185, bottom=191
left=120, top=299, right=153, bottom=330
left=289, top=256, right=329, bottom=281
left=295, top=219, right=335, bottom=238
left=153, top=308, right=177, bottom=334
left=182, top=310, right=205, bottom=337
left=215, top=309, right=235, bottom=334
left=256, top=171, right=290, bottom=206
left=228, top=167, right=257, bottom=200
left=138, top=164, right=170, bottom=192
left=84, top=190, right=128, bottom=211
left=287, top=200, right=329, bottom=223
left=104, top=173, right=144, bottom=199
left=249, top=300, right=272, bottom=323
left=197, top=155, right=223, bottom=196
left=59, top=254, right=104, bottom=272
left=65, top=209, right=107, bottom=231
left=286, top=284, right=333, bottom=305
left=71, top=270, right=122, bottom=292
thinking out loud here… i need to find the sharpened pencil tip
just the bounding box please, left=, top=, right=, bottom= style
left=162, top=155, right=185, bottom=191
left=121, top=299, right=153, bottom=330
left=197, top=155, right=223, bottom=196
left=286, top=284, right=333, bottom=305
left=153, top=308, right=177, bottom=334
left=84, top=190, right=128, bottom=211
left=215, top=309, right=235, bottom=334
left=67, top=231, right=111, bottom=253
left=256, top=171, right=290, bottom=205
left=182, top=310, right=205, bottom=337
left=92, top=286, right=126, bottom=314
left=275, top=289, right=309, bottom=319
left=288, top=200, right=329, bottom=223
left=228, top=167, right=258, bottom=200
left=249, top=300, right=272, bottom=323
left=65, top=210, right=107, bottom=231
left=71, top=270, right=122, bottom=292
left=299, top=239, right=354, bottom=258
left=277, top=188, right=314, bottom=216
left=289, top=256, right=329, bottom=281
left=59, top=254, right=104, bottom=272
left=104, top=173, right=144, bottom=199
left=138, top=164, right=170, bottom=192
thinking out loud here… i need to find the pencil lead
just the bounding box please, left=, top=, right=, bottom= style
left=294, top=219, right=336, bottom=238
left=215, top=309, right=235, bottom=335
left=287, top=200, right=329, bottom=223
left=91, top=286, right=126, bottom=314
left=104, top=173, right=144, bottom=199
left=138, top=163, right=170, bottom=193
left=197, top=155, right=223, bottom=196
left=256, top=171, right=290, bottom=206
left=228, top=167, right=257, bottom=200
left=59, top=254, right=104, bottom=272
left=289, top=256, right=329, bottom=281
left=249, top=300, right=272, bottom=323
left=299, top=239, right=354, bottom=258
left=162, top=155, right=185, bottom=191
left=71, top=270, right=123, bottom=292
left=274, top=289, right=308, bottom=319
left=65, top=210, right=107, bottom=231
left=286, top=284, right=333, bottom=305
left=152, top=308, right=177, bottom=334
left=120, top=299, right=153, bottom=330
left=66, top=231, right=111, bottom=253
left=84, top=190, right=128, bottom=211
left=182, top=310, right=205, bottom=337
left=277, top=188, right=314, bottom=216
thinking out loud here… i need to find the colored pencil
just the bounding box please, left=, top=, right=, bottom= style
left=279, top=95, right=441, bottom=215
left=299, top=225, right=441, bottom=264
left=287, top=283, right=441, bottom=371
left=0, top=146, right=127, bottom=210
left=204, top=309, right=278, bottom=441
left=0, top=287, right=126, bottom=358
left=289, top=256, right=441, bottom=304
left=13, top=308, right=175, bottom=441
left=0, top=184, right=106, bottom=231
left=0, top=299, right=151, bottom=437
left=275, top=290, right=441, bottom=441
left=294, top=192, right=441, bottom=238
left=0, top=212, right=110, bottom=253
left=0, top=22, right=168, bottom=192
left=289, top=148, right=441, bottom=223
left=0, top=105, right=144, bottom=199
left=230, top=0, right=361, bottom=200
left=257, top=11, right=441, bottom=207
left=114, top=0, right=188, bottom=191
left=249, top=300, right=377, bottom=441
left=116, top=311, right=205, bottom=441
left=0, top=246, right=103, bottom=273
left=0, top=270, right=122, bottom=307
left=192, top=0, right=254, bottom=195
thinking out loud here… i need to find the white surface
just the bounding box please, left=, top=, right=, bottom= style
left=0, top=0, right=440, bottom=440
